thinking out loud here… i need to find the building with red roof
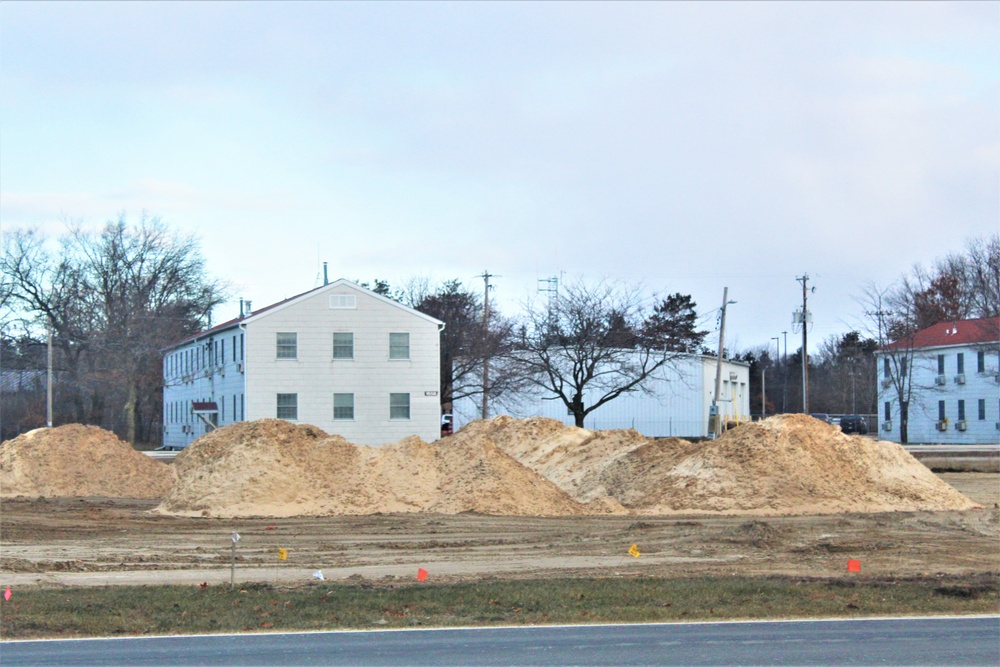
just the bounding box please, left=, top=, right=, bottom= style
left=876, top=317, right=1000, bottom=444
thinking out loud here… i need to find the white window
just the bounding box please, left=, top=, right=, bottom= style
left=277, top=393, right=298, bottom=420
left=276, top=333, right=297, bottom=359
left=333, top=332, right=354, bottom=360
left=334, top=393, right=354, bottom=420
left=390, top=393, right=410, bottom=420
left=330, top=294, right=357, bottom=309
left=389, top=333, right=410, bottom=360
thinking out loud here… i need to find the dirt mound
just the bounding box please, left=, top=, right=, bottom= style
left=620, top=414, right=977, bottom=515
left=449, top=416, right=649, bottom=505
left=156, top=419, right=587, bottom=518
left=0, top=425, right=175, bottom=498
left=480, top=414, right=976, bottom=515
left=6, top=415, right=975, bottom=518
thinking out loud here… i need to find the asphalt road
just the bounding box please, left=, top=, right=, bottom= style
left=2, top=616, right=997, bottom=666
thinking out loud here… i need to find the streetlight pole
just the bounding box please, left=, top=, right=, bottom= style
left=770, top=336, right=780, bottom=416
left=781, top=330, right=788, bottom=412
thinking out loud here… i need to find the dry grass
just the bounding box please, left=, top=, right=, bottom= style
left=2, top=573, right=997, bottom=640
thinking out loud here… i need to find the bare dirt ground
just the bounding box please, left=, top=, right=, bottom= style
left=2, top=473, right=996, bottom=589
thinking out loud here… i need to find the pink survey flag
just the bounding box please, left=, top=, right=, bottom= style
left=847, top=560, right=861, bottom=573
left=417, top=568, right=428, bottom=582
left=4, top=587, right=11, bottom=601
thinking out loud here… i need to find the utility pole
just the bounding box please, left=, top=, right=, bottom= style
left=480, top=270, right=496, bottom=420
left=711, top=287, right=734, bottom=437
left=761, top=367, right=766, bottom=421
left=794, top=274, right=812, bottom=413
left=0, top=325, right=4, bottom=438
left=46, top=325, right=53, bottom=428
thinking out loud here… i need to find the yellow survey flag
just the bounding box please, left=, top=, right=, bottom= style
left=278, top=547, right=288, bottom=561
left=628, top=544, right=640, bottom=558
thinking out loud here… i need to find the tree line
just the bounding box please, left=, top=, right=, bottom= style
left=2, top=216, right=996, bottom=444
left=1, top=216, right=226, bottom=443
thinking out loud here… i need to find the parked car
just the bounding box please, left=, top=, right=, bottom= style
left=809, top=413, right=833, bottom=424
left=440, top=413, right=454, bottom=437
left=839, top=415, right=869, bottom=435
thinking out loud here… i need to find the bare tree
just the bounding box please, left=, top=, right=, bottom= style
left=899, top=234, right=1000, bottom=329
left=510, top=278, right=706, bottom=428
left=949, top=234, right=1000, bottom=319
left=414, top=279, right=523, bottom=412
left=2, top=214, right=227, bottom=444
left=856, top=282, right=921, bottom=442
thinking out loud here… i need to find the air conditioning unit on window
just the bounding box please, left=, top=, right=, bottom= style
left=237, top=362, right=245, bottom=373
left=182, top=424, right=192, bottom=434
left=954, top=374, right=966, bottom=384
left=935, top=375, right=947, bottom=385
left=936, top=421, right=948, bottom=432
left=956, top=420, right=968, bottom=431
left=882, top=421, right=893, bottom=431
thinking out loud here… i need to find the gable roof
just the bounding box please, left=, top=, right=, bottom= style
left=882, top=316, right=1000, bottom=352
left=162, top=279, right=444, bottom=352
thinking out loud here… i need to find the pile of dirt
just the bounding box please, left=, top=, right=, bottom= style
left=155, top=419, right=586, bottom=518
left=4, top=416, right=977, bottom=518
left=476, top=414, right=977, bottom=515
left=0, top=425, right=175, bottom=498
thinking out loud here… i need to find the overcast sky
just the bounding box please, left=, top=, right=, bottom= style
left=1, top=1, right=997, bottom=355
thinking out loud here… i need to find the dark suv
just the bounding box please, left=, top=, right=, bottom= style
left=839, top=415, right=869, bottom=435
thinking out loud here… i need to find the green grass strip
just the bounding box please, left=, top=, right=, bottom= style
left=2, top=574, right=997, bottom=640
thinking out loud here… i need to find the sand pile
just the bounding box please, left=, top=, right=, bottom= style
left=448, top=416, right=651, bottom=509
left=7, top=416, right=976, bottom=517
left=0, top=425, right=175, bottom=498
left=156, top=419, right=586, bottom=518
left=625, top=413, right=977, bottom=515
left=158, top=414, right=976, bottom=518
left=476, top=414, right=977, bottom=515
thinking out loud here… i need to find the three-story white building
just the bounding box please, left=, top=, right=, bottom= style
left=161, top=280, right=443, bottom=448
left=876, top=317, right=1000, bottom=444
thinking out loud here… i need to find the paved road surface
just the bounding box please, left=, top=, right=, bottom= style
left=3, top=616, right=997, bottom=666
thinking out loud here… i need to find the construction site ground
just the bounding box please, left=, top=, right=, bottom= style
left=1, top=473, right=996, bottom=589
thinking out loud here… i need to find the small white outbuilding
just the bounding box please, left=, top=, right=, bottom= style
left=453, top=353, right=751, bottom=438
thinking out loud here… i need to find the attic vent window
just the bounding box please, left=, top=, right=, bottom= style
left=330, top=295, right=357, bottom=309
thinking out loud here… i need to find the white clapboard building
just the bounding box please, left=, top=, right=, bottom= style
left=161, top=279, right=443, bottom=449
left=877, top=316, right=1000, bottom=445
left=454, top=354, right=751, bottom=437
